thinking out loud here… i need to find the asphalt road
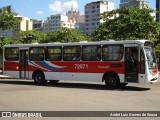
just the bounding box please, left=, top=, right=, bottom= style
left=0, top=78, right=160, bottom=120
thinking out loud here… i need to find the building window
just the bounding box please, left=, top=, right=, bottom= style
left=92, top=10, right=96, bottom=13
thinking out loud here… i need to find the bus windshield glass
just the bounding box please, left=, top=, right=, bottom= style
left=144, top=47, right=156, bottom=69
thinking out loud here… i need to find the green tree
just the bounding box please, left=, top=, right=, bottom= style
left=0, top=9, right=18, bottom=30
left=42, top=28, right=90, bottom=43
left=14, top=30, right=46, bottom=44
left=0, top=36, right=12, bottom=48
left=92, top=7, right=160, bottom=41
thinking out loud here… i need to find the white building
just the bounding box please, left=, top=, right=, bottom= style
left=0, top=15, right=33, bottom=38
left=43, top=11, right=85, bottom=33
left=66, top=10, right=85, bottom=23
left=43, top=14, right=76, bottom=33
left=120, top=0, right=149, bottom=9
left=32, top=19, right=44, bottom=32
left=85, top=0, right=114, bottom=35
left=13, top=15, right=33, bottom=34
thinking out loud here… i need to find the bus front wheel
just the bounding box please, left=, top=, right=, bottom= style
left=105, top=74, right=120, bottom=88
left=33, top=71, right=46, bottom=85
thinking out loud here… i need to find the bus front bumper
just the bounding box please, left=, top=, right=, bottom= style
left=145, top=74, right=159, bottom=83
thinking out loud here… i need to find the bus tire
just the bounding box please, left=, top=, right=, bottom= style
left=105, top=74, right=120, bottom=88
left=49, top=80, right=59, bottom=84
left=33, top=71, right=46, bottom=85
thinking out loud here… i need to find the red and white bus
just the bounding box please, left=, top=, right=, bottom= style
left=2, top=40, right=159, bottom=87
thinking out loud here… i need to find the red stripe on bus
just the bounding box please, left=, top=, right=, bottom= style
left=4, top=61, right=125, bottom=74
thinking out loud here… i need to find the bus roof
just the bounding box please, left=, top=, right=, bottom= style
left=3, top=40, right=152, bottom=48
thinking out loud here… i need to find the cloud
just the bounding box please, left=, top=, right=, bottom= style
left=49, top=0, right=78, bottom=14
left=36, top=10, right=44, bottom=14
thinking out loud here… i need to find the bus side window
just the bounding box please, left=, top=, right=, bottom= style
left=102, top=45, right=123, bottom=61
left=46, top=47, right=62, bottom=61
left=73, top=53, right=80, bottom=61
left=63, top=46, right=81, bottom=61
left=38, top=55, right=44, bottom=61
left=29, top=47, right=44, bottom=61
left=82, top=45, right=101, bottom=61
left=5, top=48, right=19, bottom=61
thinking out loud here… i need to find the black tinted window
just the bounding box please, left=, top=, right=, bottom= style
left=30, top=47, right=44, bottom=61
left=5, top=48, right=19, bottom=61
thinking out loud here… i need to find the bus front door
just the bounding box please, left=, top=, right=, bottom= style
left=19, top=50, right=28, bottom=79
left=125, top=47, right=139, bottom=82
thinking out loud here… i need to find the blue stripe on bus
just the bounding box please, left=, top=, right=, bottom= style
left=39, top=61, right=62, bottom=71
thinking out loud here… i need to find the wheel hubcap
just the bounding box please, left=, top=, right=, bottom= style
left=109, top=78, right=116, bottom=85
left=36, top=74, right=42, bottom=81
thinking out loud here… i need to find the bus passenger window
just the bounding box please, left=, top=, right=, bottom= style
left=46, top=47, right=62, bottom=61
left=82, top=45, right=101, bottom=61
left=63, top=46, right=81, bottom=61
left=102, top=45, right=123, bottom=61
left=5, top=48, right=19, bottom=61
left=30, top=47, right=44, bottom=61
left=73, top=53, right=80, bottom=61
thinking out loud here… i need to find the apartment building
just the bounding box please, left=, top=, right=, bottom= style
left=66, top=10, right=85, bottom=33
left=120, top=0, right=149, bottom=9
left=0, top=5, right=14, bottom=13
left=66, top=10, right=85, bottom=23
left=120, top=0, right=131, bottom=3
left=0, top=15, right=33, bottom=38
left=0, top=5, right=33, bottom=37
left=43, top=14, right=73, bottom=33
left=12, top=15, right=33, bottom=37
left=85, top=0, right=114, bottom=35
left=0, top=5, right=15, bottom=38
left=43, top=11, right=85, bottom=33
left=32, top=20, right=44, bottom=32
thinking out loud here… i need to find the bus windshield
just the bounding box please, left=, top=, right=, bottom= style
left=144, top=47, right=156, bottom=69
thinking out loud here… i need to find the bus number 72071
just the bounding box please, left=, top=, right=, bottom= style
left=74, top=64, right=89, bottom=70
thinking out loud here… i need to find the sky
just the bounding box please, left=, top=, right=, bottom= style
left=0, top=0, right=156, bottom=20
